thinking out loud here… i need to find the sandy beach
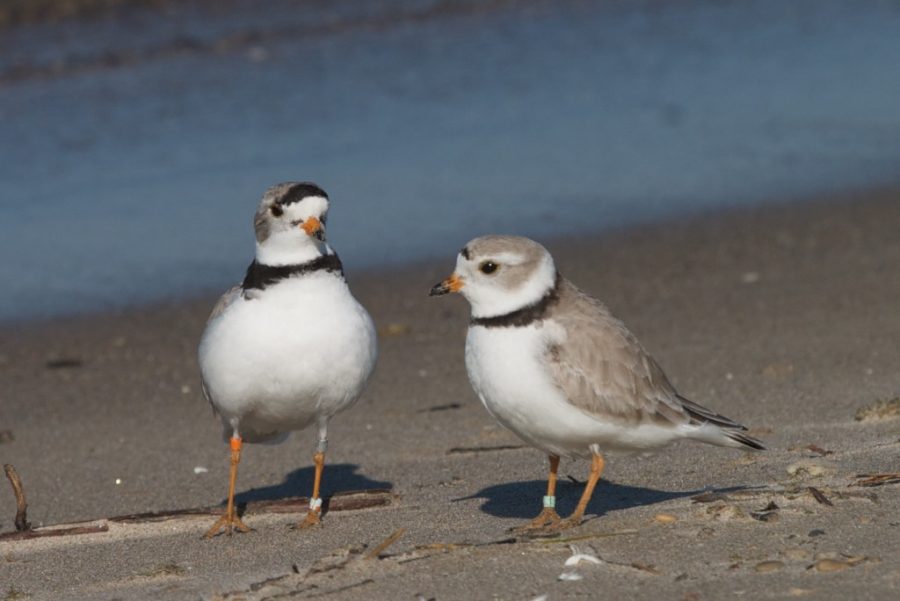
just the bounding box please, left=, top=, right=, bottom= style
left=1, top=189, right=898, bottom=600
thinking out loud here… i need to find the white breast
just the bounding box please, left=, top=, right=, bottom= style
left=199, top=272, right=377, bottom=436
left=465, top=321, right=681, bottom=457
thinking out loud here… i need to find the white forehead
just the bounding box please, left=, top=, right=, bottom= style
left=458, top=250, right=529, bottom=269
left=282, top=195, right=329, bottom=220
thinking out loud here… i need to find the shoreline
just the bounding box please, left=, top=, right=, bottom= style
left=2, top=183, right=896, bottom=331
left=1, top=187, right=899, bottom=599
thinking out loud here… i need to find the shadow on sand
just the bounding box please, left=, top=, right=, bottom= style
left=230, top=463, right=392, bottom=506
left=460, top=478, right=749, bottom=520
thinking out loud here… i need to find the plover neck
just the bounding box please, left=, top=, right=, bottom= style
left=242, top=253, right=344, bottom=292
left=255, top=234, right=328, bottom=266
left=470, top=272, right=562, bottom=328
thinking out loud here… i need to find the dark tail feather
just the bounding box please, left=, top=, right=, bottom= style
left=678, top=394, right=766, bottom=451
left=678, top=395, right=745, bottom=430
left=725, top=430, right=766, bottom=451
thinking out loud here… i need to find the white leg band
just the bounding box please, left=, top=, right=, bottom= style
left=309, top=497, right=322, bottom=511
left=543, top=495, right=556, bottom=509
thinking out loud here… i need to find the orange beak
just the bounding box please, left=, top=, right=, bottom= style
left=301, top=216, right=323, bottom=238
left=429, top=273, right=464, bottom=296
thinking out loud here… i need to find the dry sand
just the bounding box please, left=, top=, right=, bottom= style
left=1, top=190, right=899, bottom=600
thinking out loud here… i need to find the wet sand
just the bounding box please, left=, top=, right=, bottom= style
left=1, top=189, right=899, bottom=599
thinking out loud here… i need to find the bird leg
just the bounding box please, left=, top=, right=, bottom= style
left=298, top=421, right=328, bottom=529
left=552, top=452, right=604, bottom=530
left=204, top=436, right=252, bottom=538
left=297, top=451, right=325, bottom=528
left=513, top=454, right=562, bottom=532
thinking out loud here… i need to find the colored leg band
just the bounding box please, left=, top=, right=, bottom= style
left=543, top=495, right=556, bottom=508
left=309, top=497, right=322, bottom=511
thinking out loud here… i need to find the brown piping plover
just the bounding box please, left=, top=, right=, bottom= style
left=430, top=235, right=763, bottom=531
left=199, top=182, right=377, bottom=537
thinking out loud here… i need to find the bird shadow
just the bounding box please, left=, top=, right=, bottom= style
left=230, top=463, right=392, bottom=506
left=458, top=478, right=751, bottom=520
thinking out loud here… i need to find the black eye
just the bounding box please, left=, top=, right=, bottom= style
left=270, top=205, right=283, bottom=217
left=479, top=261, right=498, bottom=274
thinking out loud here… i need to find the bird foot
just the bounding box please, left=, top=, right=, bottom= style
left=541, top=515, right=584, bottom=532
left=511, top=508, right=562, bottom=534
left=296, top=509, right=322, bottom=530
left=203, top=512, right=252, bottom=539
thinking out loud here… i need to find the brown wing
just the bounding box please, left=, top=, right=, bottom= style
left=543, top=280, right=692, bottom=427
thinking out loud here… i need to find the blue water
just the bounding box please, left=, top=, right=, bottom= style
left=2, top=0, right=900, bottom=322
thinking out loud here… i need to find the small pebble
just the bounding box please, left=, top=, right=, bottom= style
left=808, top=529, right=826, bottom=538
left=115, top=478, right=122, bottom=485
left=754, top=560, right=784, bottom=573
left=380, top=323, right=411, bottom=337
left=762, top=363, right=793, bottom=378
left=193, top=466, right=208, bottom=474
left=812, top=559, right=849, bottom=572
left=654, top=513, right=677, bottom=524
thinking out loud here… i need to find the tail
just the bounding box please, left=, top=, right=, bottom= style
left=679, top=395, right=766, bottom=451
left=722, top=429, right=766, bottom=451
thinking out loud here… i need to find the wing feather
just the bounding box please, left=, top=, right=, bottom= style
left=543, top=280, right=693, bottom=427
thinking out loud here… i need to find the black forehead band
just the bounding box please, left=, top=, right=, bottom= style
left=460, top=246, right=471, bottom=260
left=277, top=182, right=329, bottom=206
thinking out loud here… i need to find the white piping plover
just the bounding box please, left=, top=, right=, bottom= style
left=199, top=182, right=377, bottom=537
left=430, top=235, right=764, bottom=531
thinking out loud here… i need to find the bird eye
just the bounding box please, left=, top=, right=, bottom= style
left=270, top=205, right=283, bottom=217
left=479, top=261, right=498, bottom=275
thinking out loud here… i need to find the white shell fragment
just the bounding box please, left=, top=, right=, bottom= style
left=558, top=571, right=584, bottom=581
left=564, top=554, right=603, bottom=567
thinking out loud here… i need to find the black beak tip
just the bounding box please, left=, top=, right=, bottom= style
left=429, top=282, right=449, bottom=297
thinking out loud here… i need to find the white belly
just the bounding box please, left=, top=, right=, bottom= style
left=465, top=323, right=679, bottom=457
left=199, top=273, right=377, bottom=437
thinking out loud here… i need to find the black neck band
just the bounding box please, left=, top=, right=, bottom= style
left=241, top=254, right=344, bottom=291
left=470, top=272, right=562, bottom=328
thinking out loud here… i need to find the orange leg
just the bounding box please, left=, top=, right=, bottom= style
left=514, top=455, right=562, bottom=532
left=553, top=452, right=605, bottom=530
left=297, top=451, right=325, bottom=529
left=204, top=436, right=252, bottom=538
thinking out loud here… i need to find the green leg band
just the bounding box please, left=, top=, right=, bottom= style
left=543, top=495, right=556, bottom=509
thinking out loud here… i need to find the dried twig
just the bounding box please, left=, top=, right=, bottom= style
left=366, top=528, right=406, bottom=559
left=446, top=445, right=524, bottom=455
left=534, top=529, right=639, bottom=544
left=109, top=489, right=395, bottom=523
left=851, top=473, right=900, bottom=487
left=3, top=464, right=30, bottom=531
left=0, top=524, right=108, bottom=542
left=807, top=486, right=834, bottom=506
left=805, top=444, right=833, bottom=456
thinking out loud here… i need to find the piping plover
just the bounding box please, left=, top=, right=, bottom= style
left=198, top=182, right=377, bottom=537
left=430, top=235, right=764, bottom=531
